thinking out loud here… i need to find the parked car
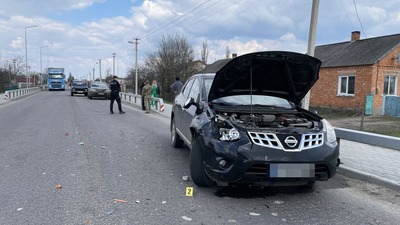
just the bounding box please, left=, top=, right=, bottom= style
left=70, top=81, right=88, bottom=96
left=87, top=82, right=111, bottom=99
left=170, top=51, right=340, bottom=187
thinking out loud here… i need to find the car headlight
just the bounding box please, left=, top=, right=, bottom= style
left=322, top=119, right=336, bottom=143
left=219, top=128, right=240, bottom=141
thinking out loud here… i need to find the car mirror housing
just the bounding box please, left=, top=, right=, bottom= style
left=184, top=97, right=196, bottom=109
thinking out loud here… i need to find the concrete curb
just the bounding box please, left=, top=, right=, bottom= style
left=338, top=165, right=400, bottom=192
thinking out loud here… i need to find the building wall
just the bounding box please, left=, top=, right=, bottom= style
left=311, top=46, right=400, bottom=115
left=310, top=65, right=374, bottom=110
left=374, top=46, right=400, bottom=114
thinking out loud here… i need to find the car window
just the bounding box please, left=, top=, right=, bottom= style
left=188, top=78, right=200, bottom=101
left=182, top=78, right=194, bottom=97
left=204, top=78, right=213, bottom=98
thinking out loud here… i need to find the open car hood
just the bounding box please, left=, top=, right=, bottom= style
left=208, top=51, right=321, bottom=106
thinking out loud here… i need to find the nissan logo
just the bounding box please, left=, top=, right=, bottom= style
left=284, top=136, right=298, bottom=147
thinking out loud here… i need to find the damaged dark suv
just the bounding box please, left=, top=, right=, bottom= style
left=170, top=51, right=340, bottom=187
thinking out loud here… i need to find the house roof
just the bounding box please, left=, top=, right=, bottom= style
left=315, top=33, right=400, bottom=67
left=200, top=59, right=231, bottom=73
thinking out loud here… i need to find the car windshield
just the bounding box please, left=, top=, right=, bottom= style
left=204, top=78, right=213, bottom=98
left=48, top=74, right=64, bottom=79
left=205, top=77, right=292, bottom=108
left=211, top=95, right=293, bottom=108
left=91, top=83, right=108, bottom=88
left=73, top=83, right=87, bottom=87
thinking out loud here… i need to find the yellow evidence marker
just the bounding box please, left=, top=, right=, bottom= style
left=186, top=187, right=193, bottom=196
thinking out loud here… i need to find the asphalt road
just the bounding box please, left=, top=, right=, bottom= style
left=0, top=91, right=399, bottom=225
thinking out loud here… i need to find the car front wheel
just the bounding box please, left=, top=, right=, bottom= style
left=171, top=117, right=184, bottom=148
left=190, top=137, right=215, bottom=187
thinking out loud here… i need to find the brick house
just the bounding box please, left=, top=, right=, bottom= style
left=310, top=31, right=400, bottom=115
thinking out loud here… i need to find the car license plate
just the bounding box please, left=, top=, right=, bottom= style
left=77, top=91, right=83, bottom=93
left=270, top=163, right=315, bottom=178
left=98, top=93, right=104, bottom=95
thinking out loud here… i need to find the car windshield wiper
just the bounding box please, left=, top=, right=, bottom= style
left=253, top=104, right=288, bottom=109
left=211, top=102, right=231, bottom=106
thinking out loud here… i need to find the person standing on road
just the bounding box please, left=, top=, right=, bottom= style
left=142, top=80, right=152, bottom=114
left=109, top=75, right=125, bottom=114
left=140, top=81, right=146, bottom=111
left=170, top=76, right=183, bottom=97
left=151, top=80, right=160, bottom=107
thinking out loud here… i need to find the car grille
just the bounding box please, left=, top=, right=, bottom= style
left=248, top=131, right=323, bottom=151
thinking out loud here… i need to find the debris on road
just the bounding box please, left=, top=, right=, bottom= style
left=249, top=212, right=260, bottom=216
left=274, top=200, right=284, bottom=205
left=17, top=208, right=23, bottom=211
left=79, top=141, right=85, bottom=145
left=271, top=212, right=278, bottom=216
left=181, top=216, right=192, bottom=221
left=55, top=184, right=62, bottom=189
left=182, top=175, right=189, bottom=181
left=135, top=200, right=140, bottom=203
left=113, top=198, right=128, bottom=203
left=162, top=201, right=167, bottom=204
left=228, top=219, right=237, bottom=223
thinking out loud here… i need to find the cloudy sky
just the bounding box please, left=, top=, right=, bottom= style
left=1, top=0, right=399, bottom=80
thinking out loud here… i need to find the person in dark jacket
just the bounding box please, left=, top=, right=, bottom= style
left=109, top=76, right=125, bottom=114
left=170, top=76, right=183, bottom=97
left=140, top=81, right=146, bottom=111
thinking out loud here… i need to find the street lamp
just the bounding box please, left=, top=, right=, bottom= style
left=25, top=25, right=37, bottom=88
left=40, top=45, right=48, bottom=87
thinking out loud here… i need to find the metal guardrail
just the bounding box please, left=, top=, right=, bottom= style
left=119, top=92, right=165, bottom=112
left=4, top=87, right=42, bottom=100
left=335, top=127, right=400, bottom=151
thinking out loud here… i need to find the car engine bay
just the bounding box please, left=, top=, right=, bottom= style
left=216, top=111, right=320, bottom=130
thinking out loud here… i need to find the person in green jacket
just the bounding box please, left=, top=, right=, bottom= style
left=151, top=80, right=160, bottom=107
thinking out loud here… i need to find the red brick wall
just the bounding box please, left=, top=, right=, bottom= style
left=310, top=65, right=374, bottom=109
left=310, top=46, right=400, bottom=115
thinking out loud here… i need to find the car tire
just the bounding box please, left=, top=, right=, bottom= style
left=171, top=117, right=184, bottom=148
left=71, top=92, right=73, bottom=96
left=190, top=137, right=216, bottom=187
left=89, top=96, right=92, bottom=99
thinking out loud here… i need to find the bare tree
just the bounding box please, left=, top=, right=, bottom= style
left=201, top=40, right=209, bottom=64
left=141, top=32, right=199, bottom=102
left=225, top=45, right=230, bottom=59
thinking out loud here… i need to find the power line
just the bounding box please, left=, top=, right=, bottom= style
left=140, top=0, right=219, bottom=40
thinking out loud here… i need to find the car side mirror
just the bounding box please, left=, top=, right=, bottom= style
left=184, top=97, right=196, bottom=109
left=184, top=97, right=204, bottom=115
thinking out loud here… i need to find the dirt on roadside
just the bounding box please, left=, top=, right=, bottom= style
left=328, top=116, right=400, bottom=137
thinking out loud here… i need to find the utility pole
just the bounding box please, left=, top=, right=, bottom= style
left=112, top=53, right=116, bottom=76
left=12, top=59, right=16, bottom=82
left=97, top=59, right=102, bottom=82
left=301, top=0, right=319, bottom=110
left=93, top=68, right=95, bottom=81
left=128, top=38, right=140, bottom=94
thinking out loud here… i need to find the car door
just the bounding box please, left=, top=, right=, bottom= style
left=181, top=77, right=201, bottom=146
left=174, top=78, right=195, bottom=142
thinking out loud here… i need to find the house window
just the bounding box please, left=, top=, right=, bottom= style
left=338, top=76, right=355, bottom=95
left=383, top=75, right=397, bottom=95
